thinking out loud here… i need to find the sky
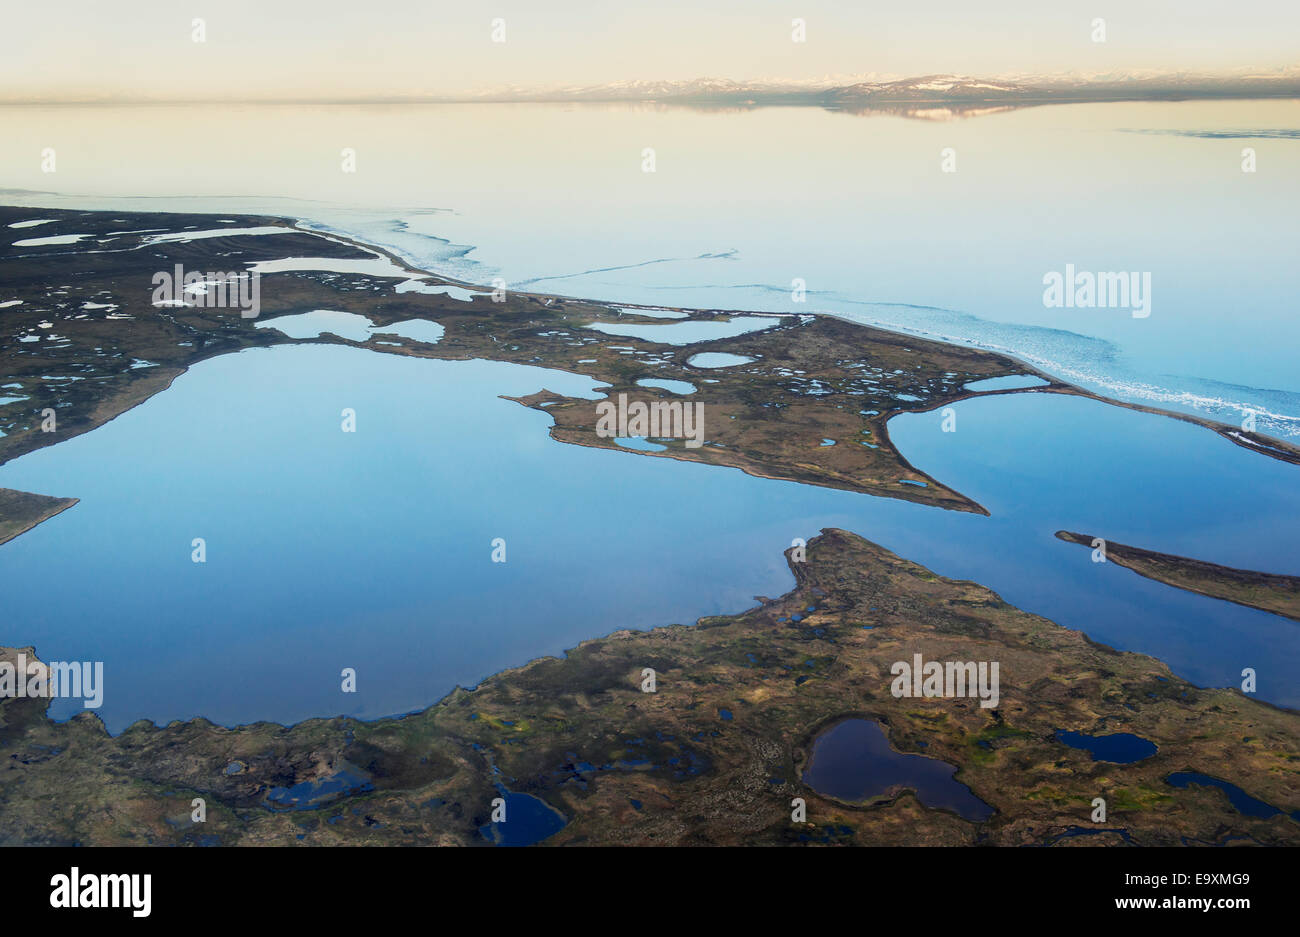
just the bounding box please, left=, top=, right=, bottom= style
left=1, top=1, right=1297, bottom=101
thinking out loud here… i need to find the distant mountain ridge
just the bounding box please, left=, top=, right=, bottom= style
left=8, top=68, right=1298, bottom=107
left=459, top=69, right=1300, bottom=106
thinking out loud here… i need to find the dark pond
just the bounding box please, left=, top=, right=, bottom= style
left=1055, top=730, right=1158, bottom=763
left=803, top=718, right=993, bottom=821
left=479, top=786, right=568, bottom=846
left=1165, top=772, right=1295, bottom=820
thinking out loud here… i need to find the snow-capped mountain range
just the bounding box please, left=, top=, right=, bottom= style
left=12, top=67, right=1297, bottom=106
left=456, top=68, right=1300, bottom=106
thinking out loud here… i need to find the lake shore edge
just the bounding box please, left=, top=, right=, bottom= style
left=4, top=204, right=1298, bottom=549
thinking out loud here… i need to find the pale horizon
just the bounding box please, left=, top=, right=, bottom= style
left=2, top=0, right=1298, bottom=102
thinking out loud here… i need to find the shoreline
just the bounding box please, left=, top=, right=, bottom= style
left=0, top=488, right=79, bottom=547
left=3, top=207, right=1297, bottom=721
left=3, top=528, right=1295, bottom=845
left=0, top=205, right=1018, bottom=520
left=300, top=214, right=1300, bottom=465
left=21, top=519, right=1300, bottom=744
left=3, top=208, right=1297, bottom=844
left=1056, top=530, right=1300, bottom=623
left=4, top=201, right=1297, bottom=474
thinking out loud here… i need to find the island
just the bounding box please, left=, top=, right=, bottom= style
left=1056, top=530, right=1300, bottom=624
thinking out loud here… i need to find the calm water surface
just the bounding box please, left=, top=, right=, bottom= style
left=802, top=718, right=993, bottom=821
left=1, top=344, right=1297, bottom=730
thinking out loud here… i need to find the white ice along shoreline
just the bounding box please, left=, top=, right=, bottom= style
left=285, top=216, right=1298, bottom=441
left=816, top=307, right=1300, bottom=440
left=262, top=226, right=1300, bottom=441
left=4, top=196, right=1294, bottom=441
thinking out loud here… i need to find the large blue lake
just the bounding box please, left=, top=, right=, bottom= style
left=0, top=343, right=1296, bottom=731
